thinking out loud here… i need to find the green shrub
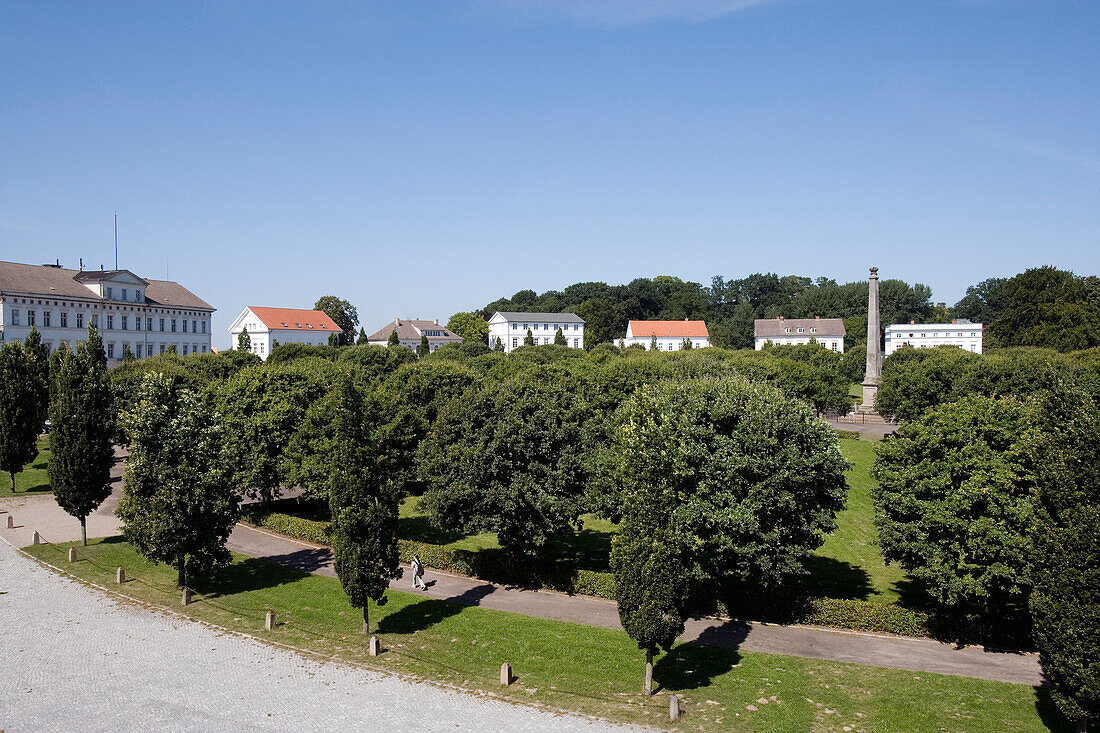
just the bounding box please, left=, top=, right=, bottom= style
left=835, top=430, right=861, bottom=440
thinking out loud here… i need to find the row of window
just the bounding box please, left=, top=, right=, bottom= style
left=42, top=341, right=209, bottom=359
left=509, top=323, right=581, bottom=332
left=511, top=337, right=582, bottom=348
left=887, top=332, right=980, bottom=339
left=102, top=286, right=143, bottom=303
left=10, top=309, right=208, bottom=334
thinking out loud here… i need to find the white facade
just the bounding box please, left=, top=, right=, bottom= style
left=366, top=319, right=463, bottom=353
left=228, top=307, right=341, bottom=360
left=488, top=312, right=585, bottom=353
left=622, top=320, right=711, bottom=351
left=0, top=262, right=214, bottom=365
left=754, top=317, right=845, bottom=352
left=885, top=321, right=983, bottom=355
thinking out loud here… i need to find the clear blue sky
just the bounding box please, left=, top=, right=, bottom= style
left=2, top=1, right=1097, bottom=348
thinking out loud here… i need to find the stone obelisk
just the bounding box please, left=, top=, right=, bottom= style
left=861, top=266, right=882, bottom=411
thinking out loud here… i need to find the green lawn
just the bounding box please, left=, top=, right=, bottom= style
left=8, top=435, right=52, bottom=494
left=24, top=537, right=1067, bottom=732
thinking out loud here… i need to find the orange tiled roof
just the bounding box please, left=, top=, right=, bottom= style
left=249, top=307, right=341, bottom=332
left=628, top=320, right=710, bottom=338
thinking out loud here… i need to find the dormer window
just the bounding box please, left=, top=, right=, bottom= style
left=797, top=327, right=804, bottom=333
left=784, top=328, right=790, bottom=333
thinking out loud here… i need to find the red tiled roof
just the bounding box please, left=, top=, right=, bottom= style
left=628, top=320, right=710, bottom=338
left=248, top=307, right=341, bottom=332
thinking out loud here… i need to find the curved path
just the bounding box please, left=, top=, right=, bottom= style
left=1, top=492, right=1044, bottom=690
left=0, top=534, right=631, bottom=732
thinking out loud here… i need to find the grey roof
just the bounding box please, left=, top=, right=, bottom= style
left=366, top=319, right=463, bottom=343
left=492, top=311, right=585, bottom=323
left=0, top=260, right=215, bottom=311
left=754, top=318, right=846, bottom=338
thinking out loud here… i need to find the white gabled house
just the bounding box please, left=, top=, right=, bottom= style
left=754, top=317, right=846, bottom=351
left=228, top=306, right=341, bottom=360
left=622, top=320, right=711, bottom=351
left=487, top=311, right=585, bottom=352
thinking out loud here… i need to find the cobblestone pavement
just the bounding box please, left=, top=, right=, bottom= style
left=0, top=539, right=634, bottom=732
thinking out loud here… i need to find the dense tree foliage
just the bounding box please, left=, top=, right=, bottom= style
left=314, top=295, right=360, bottom=346
left=118, top=374, right=240, bottom=587
left=1028, top=389, right=1100, bottom=729
left=0, top=342, right=42, bottom=493
left=237, top=327, right=251, bottom=352
left=49, top=328, right=114, bottom=544
left=419, top=366, right=590, bottom=560
left=326, top=373, right=401, bottom=633
left=446, top=311, right=489, bottom=344
left=873, top=396, right=1038, bottom=637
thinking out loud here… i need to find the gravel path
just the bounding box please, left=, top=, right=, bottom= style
left=0, top=539, right=633, bottom=732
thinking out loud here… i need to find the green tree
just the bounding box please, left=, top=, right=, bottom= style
left=0, top=343, right=41, bottom=493
left=356, top=327, right=368, bottom=345
left=872, top=396, right=1037, bottom=638
left=238, top=327, right=251, bottom=352
left=49, top=328, right=114, bottom=544
left=681, top=337, right=693, bottom=350
left=600, top=378, right=847, bottom=595
left=122, top=344, right=135, bottom=361
left=875, top=345, right=979, bottom=421
left=446, top=311, right=489, bottom=344
left=1029, top=389, right=1100, bottom=731
left=419, top=367, right=589, bottom=561
left=987, top=267, right=1100, bottom=351
left=387, top=328, right=399, bottom=347
left=650, top=335, right=658, bottom=351
left=523, top=329, right=535, bottom=346
left=608, top=386, right=692, bottom=696
left=554, top=328, right=567, bottom=346
left=327, top=373, right=402, bottom=633
left=493, top=336, right=504, bottom=352
left=117, top=374, right=240, bottom=587
left=315, top=295, right=359, bottom=346
left=23, top=328, right=50, bottom=428
left=417, top=333, right=430, bottom=357
left=166, top=344, right=178, bottom=355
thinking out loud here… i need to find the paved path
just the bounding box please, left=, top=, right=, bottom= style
left=825, top=417, right=898, bottom=439
left=0, top=535, right=629, bottom=732
left=1, top=493, right=1044, bottom=688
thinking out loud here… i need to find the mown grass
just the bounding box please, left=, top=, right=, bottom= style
left=8, top=435, right=52, bottom=494
left=24, top=537, right=1067, bottom=732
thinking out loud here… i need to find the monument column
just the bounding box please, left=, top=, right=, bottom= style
left=861, top=266, right=882, bottom=411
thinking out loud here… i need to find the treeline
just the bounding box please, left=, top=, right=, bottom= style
left=480, top=265, right=1100, bottom=352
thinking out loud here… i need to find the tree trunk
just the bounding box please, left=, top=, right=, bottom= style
left=644, top=649, right=654, bottom=697
left=1076, top=718, right=1087, bottom=733
left=177, top=557, right=186, bottom=589
left=80, top=516, right=87, bottom=546
left=362, top=606, right=370, bottom=635
left=9, top=472, right=14, bottom=494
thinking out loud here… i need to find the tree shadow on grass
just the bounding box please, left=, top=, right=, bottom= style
left=202, top=556, right=315, bottom=596
left=796, top=556, right=874, bottom=601
left=375, top=585, right=494, bottom=635
left=547, top=527, right=613, bottom=573
left=1034, top=684, right=1074, bottom=733
left=399, top=513, right=464, bottom=545
left=654, top=628, right=746, bottom=694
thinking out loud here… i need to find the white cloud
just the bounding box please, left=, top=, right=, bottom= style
left=483, top=0, right=778, bottom=26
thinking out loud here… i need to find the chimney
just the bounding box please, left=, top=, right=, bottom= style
left=815, top=315, right=820, bottom=319
left=910, top=320, right=915, bottom=325
left=951, top=319, right=957, bottom=324
left=435, top=318, right=439, bottom=325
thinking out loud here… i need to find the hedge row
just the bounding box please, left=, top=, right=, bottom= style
left=243, top=508, right=928, bottom=638
left=834, top=429, right=863, bottom=440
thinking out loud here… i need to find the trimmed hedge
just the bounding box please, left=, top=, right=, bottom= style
left=243, top=508, right=929, bottom=638
left=835, top=429, right=862, bottom=440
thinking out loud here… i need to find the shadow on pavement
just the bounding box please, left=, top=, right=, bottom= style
left=262, top=547, right=333, bottom=574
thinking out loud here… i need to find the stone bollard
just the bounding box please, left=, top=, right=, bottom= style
left=32, top=530, right=40, bottom=545
left=67, top=547, right=76, bottom=562
left=182, top=587, right=192, bottom=606
left=669, top=693, right=681, bottom=722
left=265, top=610, right=275, bottom=631
left=116, top=567, right=126, bottom=584
left=6, top=515, right=13, bottom=529
left=500, top=662, right=512, bottom=686
left=369, top=635, right=380, bottom=657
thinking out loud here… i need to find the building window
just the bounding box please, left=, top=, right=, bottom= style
left=136, top=344, right=143, bottom=358
left=573, top=338, right=579, bottom=348
left=121, top=316, right=128, bottom=330
left=27, top=310, right=35, bottom=326
left=43, top=311, right=51, bottom=327
left=136, top=290, right=142, bottom=301
left=193, top=320, right=198, bottom=334
left=512, top=323, right=517, bottom=330
left=107, top=343, right=114, bottom=359
left=134, top=317, right=140, bottom=331
left=147, top=318, right=153, bottom=331
left=182, top=345, right=188, bottom=355
left=160, top=318, right=165, bottom=332
left=259, top=342, right=265, bottom=355
left=60, top=312, right=68, bottom=328
left=512, top=338, right=518, bottom=349
left=106, top=287, right=113, bottom=299
left=797, top=327, right=803, bottom=333
left=171, top=319, right=177, bottom=332
left=182, top=319, right=188, bottom=333
left=160, top=344, right=165, bottom=354
left=91, top=314, right=98, bottom=328
left=10, top=309, right=18, bottom=325
left=122, top=288, right=128, bottom=301
left=77, top=312, right=84, bottom=328
left=106, top=315, right=114, bottom=330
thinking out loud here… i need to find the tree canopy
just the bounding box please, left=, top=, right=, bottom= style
left=314, top=295, right=360, bottom=346
left=446, top=311, right=489, bottom=344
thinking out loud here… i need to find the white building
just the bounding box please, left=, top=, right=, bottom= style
left=228, top=306, right=342, bottom=360
left=623, top=320, right=711, bottom=351
left=487, top=312, right=585, bottom=352
left=754, top=317, right=845, bottom=351
left=0, top=260, right=214, bottom=365
left=885, top=320, right=983, bottom=355
left=366, top=318, right=463, bottom=353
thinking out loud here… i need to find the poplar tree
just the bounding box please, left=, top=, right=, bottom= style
left=493, top=337, right=505, bottom=352
left=524, top=329, right=535, bottom=346
left=387, top=328, right=399, bottom=347
left=554, top=328, right=567, bottom=346
left=49, top=327, right=113, bottom=543
left=356, top=327, right=368, bottom=345
left=238, top=327, right=251, bottom=351
left=327, top=373, right=401, bottom=633
left=0, top=343, right=40, bottom=493
left=23, top=328, right=50, bottom=427
left=650, top=335, right=658, bottom=351
left=417, top=333, right=430, bottom=357
left=117, top=373, right=240, bottom=587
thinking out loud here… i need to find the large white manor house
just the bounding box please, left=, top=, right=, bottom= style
left=0, top=260, right=214, bottom=364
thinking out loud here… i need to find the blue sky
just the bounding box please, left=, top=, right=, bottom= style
left=2, top=1, right=1097, bottom=348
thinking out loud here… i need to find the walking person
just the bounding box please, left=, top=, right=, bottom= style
left=411, top=553, right=427, bottom=590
